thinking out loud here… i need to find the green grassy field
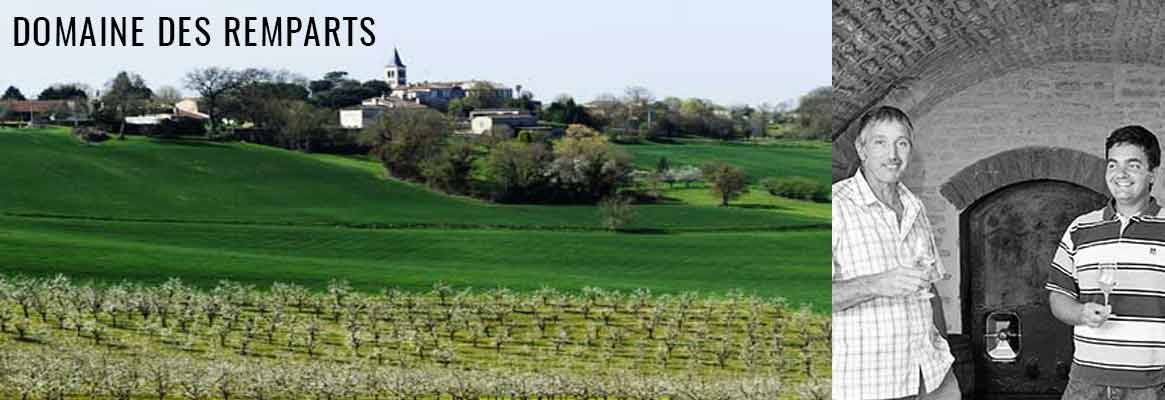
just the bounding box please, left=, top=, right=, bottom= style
left=616, top=138, right=831, bottom=185
left=0, top=129, right=819, bottom=231
left=0, top=127, right=830, bottom=312
left=0, top=215, right=829, bottom=310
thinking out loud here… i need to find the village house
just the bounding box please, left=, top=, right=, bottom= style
left=383, top=48, right=515, bottom=108
left=468, top=108, right=537, bottom=136
left=339, top=96, right=427, bottom=129
left=124, top=98, right=209, bottom=126
left=340, top=48, right=521, bottom=129
left=0, top=99, right=90, bottom=125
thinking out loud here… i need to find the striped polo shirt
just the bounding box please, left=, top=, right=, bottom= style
left=1045, top=199, right=1165, bottom=387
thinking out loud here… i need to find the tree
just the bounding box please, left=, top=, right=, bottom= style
left=220, top=74, right=311, bottom=130
left=702, top=162, right=748, bottom=206
left=598, top=195, right=636, bottom=231
left=565, top=124, right=601, bottom=139
left=358, top=108, right=449, bottom=181
left=153, top=86, right=183, bottom=106
left=463, top=82, right=502, bottom=110
left=504, top=91, right=539, bottom=115
left=184, top=67, right=253, bottom=136
left=485, top=141, right=555, bottom=203
left=420, top=141, right=477, bottom=194
left=623, top=86, right=653, bottom=138
left=748, top=107, right=769, bottom=140
left=2, top=86, right=26, bottom=101
left=543, top=96, right=595, bottom=127
left=794, top=86, right=831, bottom=139
left=551, top=132, right=634, bottom=202
left=323, top=71, right=349, bottom=82
left=362, top=80, right=393, bottom=97
left=277, top=101, right=332, bottom=152
left=308, top=80, right=335, bottom=95
left=101, top=71, right=154, bottom=139
left=446, top=98, right=468, bottom=118
left=37, top=84, right=89, bottom=100
left=656, top=157, right=670, bottom=175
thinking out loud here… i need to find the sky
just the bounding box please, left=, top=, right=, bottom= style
left=0, top=1, right=828, bottom=107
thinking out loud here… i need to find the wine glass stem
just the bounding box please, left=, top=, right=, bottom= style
left=1104, top=293, right=1110, bottom=307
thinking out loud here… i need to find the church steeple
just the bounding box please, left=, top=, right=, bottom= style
left=385, top=47, right=407, bottom=89
left=390, top=48, right=405, bottom=68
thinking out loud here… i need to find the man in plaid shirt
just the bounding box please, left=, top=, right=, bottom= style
left=833, top=106, right=958, bottom=399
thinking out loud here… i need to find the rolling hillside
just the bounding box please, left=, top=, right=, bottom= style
left=0, top=127, right=831, bottom=311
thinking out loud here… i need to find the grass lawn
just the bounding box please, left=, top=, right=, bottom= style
left=655, top=184, right=830, bottom=220
left=0, top=215, right=830, bottom=311
left=616, top=137, right=831, bottom=185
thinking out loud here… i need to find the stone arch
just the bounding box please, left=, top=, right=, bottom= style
left=833, top=1, right=1165, bottom=139
left=939, top=147, right=1107, bottom=210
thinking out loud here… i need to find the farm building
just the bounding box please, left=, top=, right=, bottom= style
left=339, top=96, right=427, bottom=129
left=469, top=108, right=537, bottom=136
left=0, top=100, right=89, bottom=124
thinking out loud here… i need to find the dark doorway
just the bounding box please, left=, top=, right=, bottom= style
left=961, top=180, right=1107, bottom=399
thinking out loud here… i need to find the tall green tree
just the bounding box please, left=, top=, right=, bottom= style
left=794, top=86, right=831, bottom=139
left=551, top=132, right=634, bottom=202
left=702, top=161, right=748, bottom=206
left=101, top=71, right=154, bottom=139
left=153, top=86, right=183, bottom=107
left=184, top=67, right=256, bottom=136
left=218, top=70, right=310, bottom=130
left=358, top=108, right=449, bottom=181
left=280, top=101, right=332, bottom=152
left=1, top=86, right=26, bottom=101
left=485, top=141, right=554, bottom=203
left=543, top=96, right=595, bottom=127
left=420, top=141, right=477, bottom=194
left=463, top=82, right=502, bottom=110
left=37, top=84, right=89, bottom=100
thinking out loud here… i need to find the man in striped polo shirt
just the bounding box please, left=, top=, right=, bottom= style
left=1047, top=125, right=1165, bottom=399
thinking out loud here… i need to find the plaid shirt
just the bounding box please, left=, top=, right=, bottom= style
left=832, top=169, right=954, bottom=400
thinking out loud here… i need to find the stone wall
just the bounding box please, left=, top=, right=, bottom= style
left=901, top=62, right=1165, bottom=333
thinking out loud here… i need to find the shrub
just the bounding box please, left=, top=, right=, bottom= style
left=517, top=130, right=547, bottom=143
left=762, top=176, right=829, bottom=202
left=72, top=127, right=111, bottom=144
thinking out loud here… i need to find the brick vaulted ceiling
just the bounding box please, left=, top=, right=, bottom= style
left=832, top=0, right=1165, bottom=140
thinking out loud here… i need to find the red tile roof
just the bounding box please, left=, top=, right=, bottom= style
left=1, top=100, right=74, bottom=113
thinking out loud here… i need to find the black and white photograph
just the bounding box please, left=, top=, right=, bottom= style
left=834, top=1, right=1165, bottom=399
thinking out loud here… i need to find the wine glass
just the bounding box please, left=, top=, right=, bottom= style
left=1098, top=262, right=1118, bottom=307
left=911, top=233, right=940, bottom=300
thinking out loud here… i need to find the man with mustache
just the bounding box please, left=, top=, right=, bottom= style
left=833, top=106, right=958, bottom=399
left=1046, top=126, right=1165, bottom=400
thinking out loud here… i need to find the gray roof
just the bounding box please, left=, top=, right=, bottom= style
left=389, top=48, right=406, bottom=68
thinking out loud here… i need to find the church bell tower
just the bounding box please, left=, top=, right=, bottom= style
left=385, top=47, right=407, bottom=89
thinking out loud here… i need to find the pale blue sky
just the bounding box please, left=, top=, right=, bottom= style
left=0, top=1, right=828, bottom=106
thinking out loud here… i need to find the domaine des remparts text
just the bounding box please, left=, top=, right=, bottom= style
left=12, top=16, right=377, bottom=47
